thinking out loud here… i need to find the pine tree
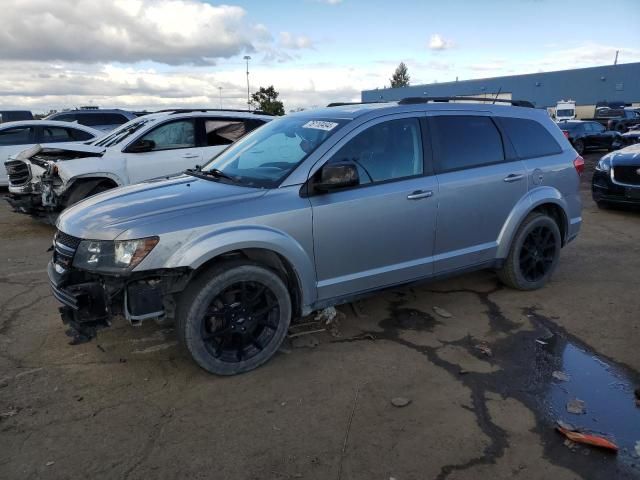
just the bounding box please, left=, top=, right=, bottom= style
left=390, top=62, right=410, bottom=88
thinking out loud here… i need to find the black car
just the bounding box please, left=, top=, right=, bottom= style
left=592, top=144, right=640, bottom=208
left=558, top=120, right=622, bottom=155
left=622, top=124, right=640, bottom=145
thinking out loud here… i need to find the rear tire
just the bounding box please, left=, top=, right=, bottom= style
left=497, top=213, right=561, bottom=291
left=176, top=261, right=291, bottom=375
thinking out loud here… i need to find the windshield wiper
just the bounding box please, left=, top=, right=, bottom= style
left=185, top=167, right=235, bottom=182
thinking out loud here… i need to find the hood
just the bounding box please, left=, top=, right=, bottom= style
left=57, top=174, right=268, bottom=240
left=606, top=144, right=640, bottom=166
left=13, top=143, right=105, bottom=161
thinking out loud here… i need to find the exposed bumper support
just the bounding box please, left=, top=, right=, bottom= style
left=48, top=260, right=192, bottom=343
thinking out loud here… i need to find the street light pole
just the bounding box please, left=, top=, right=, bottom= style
left=218, top=86, right=223, bottom=109
left=243, top=55, right=251, bottom=111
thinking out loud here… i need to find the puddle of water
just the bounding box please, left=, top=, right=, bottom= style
left=537, top=337, right=640, bottom=462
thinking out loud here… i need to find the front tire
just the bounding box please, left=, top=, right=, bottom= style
left=497, top=213, right=561, bottom=291
left=177, top=261, right=292, bottom=375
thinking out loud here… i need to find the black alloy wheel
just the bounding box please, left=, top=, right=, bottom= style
left=201, top=281, right=280, bottom=363
left=177, top=261, right=292, bottom=375
left=518, top=225, right=557, bottom=282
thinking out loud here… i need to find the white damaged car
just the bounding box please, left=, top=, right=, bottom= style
left=5, top=109, right=271, bottom=221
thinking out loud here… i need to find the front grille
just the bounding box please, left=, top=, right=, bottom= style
left=55, top=231, right=81, bottom=250
left=5, top=160, right=31, bottom=186
left=54, top=230, right=82, bottom=271
left=613, top=165, right=640, bottom=186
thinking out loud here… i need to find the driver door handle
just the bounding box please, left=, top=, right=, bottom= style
left=407, top=190, right=433, bottom=200
left=503, top=173, right=524, bottom=183
left=181, top=153, right=200, bottom=159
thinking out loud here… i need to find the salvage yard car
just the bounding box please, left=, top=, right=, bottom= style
left=558, top=120, right=622, bottom=155
left=48, top=98, right=583, bottom=375
left=0, top=120, right=101, bottom=186
left=5, top=109, right=272, bottom=221
left=592, top=143, right=640, bottom=208
left=45, top=108, right=138, bottom=133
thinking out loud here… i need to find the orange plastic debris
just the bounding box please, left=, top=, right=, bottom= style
left=556, top=426, right=619, bottom=452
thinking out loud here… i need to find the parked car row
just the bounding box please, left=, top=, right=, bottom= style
left=6, top=97, right=637, bottom=376
left=7, top=97, right=585, bottom=376
left=0, top=120, right=102, bottom=186
left=5, top=109, right=271, bottom=220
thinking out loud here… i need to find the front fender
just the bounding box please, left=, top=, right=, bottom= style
left=161, top=225, right=317, bottom=309
left=496, top=186, right=570, bottom=259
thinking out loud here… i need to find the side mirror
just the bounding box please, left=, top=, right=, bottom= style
left=128, top=139, right=155, bottom=153
left=315, top=162, right=359, bottom=192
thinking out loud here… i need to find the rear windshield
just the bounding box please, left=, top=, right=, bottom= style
left=556, top=109, right=574, bottom=117
left=76, top=113, right=129, bottom=127
left=200, top=117, right=348, bottom=188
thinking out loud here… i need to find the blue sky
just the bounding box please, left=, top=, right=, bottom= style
left=228, top=0, right=640, bottom=80
left=0, top=0, right=638, bottom=112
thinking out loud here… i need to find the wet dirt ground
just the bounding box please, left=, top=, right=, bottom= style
left=1, top=152, right=639, bottom=480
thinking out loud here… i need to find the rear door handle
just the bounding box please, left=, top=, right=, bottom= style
left=407, top=190, right=433, bottom=200
left=503, top=173, right=524, bottom=183
left=181, top=153, right=200, bottom=159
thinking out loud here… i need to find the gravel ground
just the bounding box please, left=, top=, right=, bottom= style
left=1, top=152, right=639, bottom=480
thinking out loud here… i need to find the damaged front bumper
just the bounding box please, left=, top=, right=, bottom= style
left=48, top=259, right=191, bottom=344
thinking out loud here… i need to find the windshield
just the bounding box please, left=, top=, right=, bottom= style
left=92, top=116, right=156, bottom=147
left=556, top=109, right=574, bottom=117
left=198, top=116, right=348, bottom=188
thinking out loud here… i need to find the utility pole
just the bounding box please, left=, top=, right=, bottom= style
left=614, top=50, right=619, bottom=65
left=243, top=55, right=251, bottom=111
left=218, top=87, right=223, bottom=109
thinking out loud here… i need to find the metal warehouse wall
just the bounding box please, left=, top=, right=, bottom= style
left=361, top=62, right=640, bottom=108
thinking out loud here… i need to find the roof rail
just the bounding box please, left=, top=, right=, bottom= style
left=153, top=108, right=275, bottom=116
left=326, top=101, right=389, bottom=107
left=397, top=96, right=535, bottom=108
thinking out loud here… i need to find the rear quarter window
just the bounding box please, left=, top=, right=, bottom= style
left=499, top=117, right=562, bottom=158
left=431, top=115, right=504, bottom=172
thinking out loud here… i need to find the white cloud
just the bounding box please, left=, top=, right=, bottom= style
left=428, top=34, right=454, bottom=51
left=0, top=0, right=257, bottom=65
left=279, top=32, right=315, bottom=50
left=314, top=0, right=343, bottom=4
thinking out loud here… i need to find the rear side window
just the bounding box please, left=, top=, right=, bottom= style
left=68, top=128, right=94, bottom=141
left=499, top=117, right=562, bottom=158
left=204, top=118, right=266, bottom=146
left=42, top=126, right=74, bottom=143
left=76, top=113, right=128, bottom=127
left=0, top=127, right=33, bottom=145
left=431, top=116, right=504, bottom=172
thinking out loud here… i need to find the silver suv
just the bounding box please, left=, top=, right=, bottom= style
left=49, top=98, right=583, bottom=375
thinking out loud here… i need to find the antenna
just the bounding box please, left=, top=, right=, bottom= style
left=492, top=87, right=503, bottom=104
left=614, top=50, right=619, bottom=65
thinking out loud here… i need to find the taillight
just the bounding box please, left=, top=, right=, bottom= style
left=562, top=130, right=569, bottom=139
left=573, top=156, right=585, bottom=176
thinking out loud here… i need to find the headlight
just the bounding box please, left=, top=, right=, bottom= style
left=73, top=237, right=159, bottom=272
left=595, top=157, right=612, bottom=172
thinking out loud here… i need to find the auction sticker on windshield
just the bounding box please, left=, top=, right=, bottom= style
left=302, top=121, right=339, bottom=131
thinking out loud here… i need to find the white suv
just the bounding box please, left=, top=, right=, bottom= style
left=5, top=109, right=272, bottom=221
